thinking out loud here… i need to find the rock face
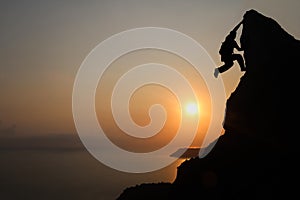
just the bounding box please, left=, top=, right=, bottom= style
left=225, top=9, right=299, bottom=143
left=117, top=10, right=300, bottom=200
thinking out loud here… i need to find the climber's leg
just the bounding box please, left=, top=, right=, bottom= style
left=232, top=54, right=246, bottom=71
left=217, top=60, right=234, bottom=73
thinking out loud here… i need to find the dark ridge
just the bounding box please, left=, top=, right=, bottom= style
left=170, top=147, right=200, bottom=158
left=116, top=182, right=171, bottom=200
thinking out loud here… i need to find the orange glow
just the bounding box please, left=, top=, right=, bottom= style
left=95, top=49, right=212, bottom=152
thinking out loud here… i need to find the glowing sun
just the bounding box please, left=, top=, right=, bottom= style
left=185, top=102, right=198, bottom=115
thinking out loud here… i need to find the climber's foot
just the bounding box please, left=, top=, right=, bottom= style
left=214, top=68, right=219, bottom=78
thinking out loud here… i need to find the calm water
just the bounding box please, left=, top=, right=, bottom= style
left=0, top=149, right=183, bottom=200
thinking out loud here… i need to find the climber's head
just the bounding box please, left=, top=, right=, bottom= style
left=229, top=31, right=236, bottom=39
left=225, top=31, right=236, bottom=41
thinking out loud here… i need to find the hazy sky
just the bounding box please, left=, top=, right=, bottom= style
left=1, top=1, right=300, bottom=199
left=1, top=0, right=300, bottom=136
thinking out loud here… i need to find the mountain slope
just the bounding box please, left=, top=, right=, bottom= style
left=117, top=10, right=300, bottom=200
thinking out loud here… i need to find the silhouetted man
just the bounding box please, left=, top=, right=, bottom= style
left=214, top=21, right=246, bottom=78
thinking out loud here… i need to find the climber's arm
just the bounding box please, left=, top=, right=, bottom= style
left=232, top=20, right=243, bottom=32
left=234, top=41, right=243, bottom=51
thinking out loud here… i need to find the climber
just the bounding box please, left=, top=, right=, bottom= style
left=214, top=21, right=246, bottom=78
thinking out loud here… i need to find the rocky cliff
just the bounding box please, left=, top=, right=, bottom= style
left=117, top=10, right=300, bottom=200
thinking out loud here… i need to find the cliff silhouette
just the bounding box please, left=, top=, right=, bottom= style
left=117, top=10, right=299, bottom=200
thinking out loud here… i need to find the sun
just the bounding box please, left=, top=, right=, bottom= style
left=185, top=102, right=198, bottom=115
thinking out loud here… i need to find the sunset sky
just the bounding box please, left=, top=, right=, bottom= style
left=1, top=1, right=300, bottom=199
left=1, top=0, right=300, bottom=137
